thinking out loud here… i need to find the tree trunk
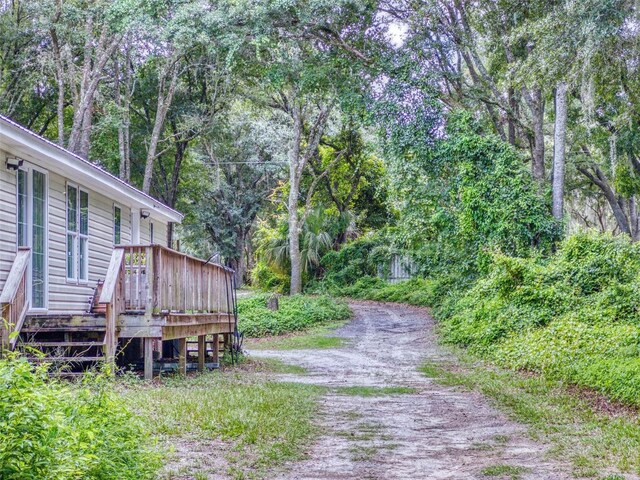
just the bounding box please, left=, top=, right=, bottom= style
left=288, top=108, right=303, bottom=295
left=115, top=49, right=132, bottom=182
left=233, top=230, right=248, bottom=286
left=143, top=63, right=179, bottom=194
left=528, top=87, right=545, bottom=182
left=630, top=196, right=639, bottom=241
left=552, top=82, right=568, bottom=220
left=50, top=3, right=65, bottom=146
left=578, top=164, right=631, bottom=236
left=507, top=87, right=517, bottom=146
left=288, top=190, right=302, bottom=294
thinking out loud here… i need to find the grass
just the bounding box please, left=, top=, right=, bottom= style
left=420, top=356, right=640, bottom=478
left=245, top=320, right=348, bottom=350
left=333, top=385, right=416, bottom=396
left=119, top=361, right=322, bottom=479
left=481, top=464, right=529, bottom=478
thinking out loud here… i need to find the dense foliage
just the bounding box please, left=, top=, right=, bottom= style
left=313, top=112, right=561, bottom=294
left=437, top=232, right=640, bottom=406
left=387, top=112, right=561, bottom=272
left=0, top=358, right=159, bottom=480
left=237, top=294, right=351, bottom=337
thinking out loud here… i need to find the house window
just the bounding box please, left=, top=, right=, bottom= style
left=66, top=184, right=88, bottom=281
left=150, top=222, right=154, bottom=244
left=18, top=167, right=48, bottom=308
left=33, top=171, right=48, bottom=298
left=114, top=206, right=121, bottom=244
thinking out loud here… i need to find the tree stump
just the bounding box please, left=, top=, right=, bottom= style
left=267, top=293, right=281, bottom=311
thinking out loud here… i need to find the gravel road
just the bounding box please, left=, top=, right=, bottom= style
left=252, top=301, right=577, bottom=480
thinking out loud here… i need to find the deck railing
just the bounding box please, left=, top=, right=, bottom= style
left=0, top=247, right=31, bottom=352
left=119, top=245, right=234, bottom=315
left=99, top=245, right=235, bottom=362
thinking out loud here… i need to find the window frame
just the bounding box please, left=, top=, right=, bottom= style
left=113, top=204, right=122, bottom=246
left=66, top=182, right=89, bottom=284
left=16, top=164, right=49, bottom=311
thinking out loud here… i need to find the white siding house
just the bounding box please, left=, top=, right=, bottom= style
left=0, top=114, right=183, bottom=316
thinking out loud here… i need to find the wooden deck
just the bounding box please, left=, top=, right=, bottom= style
left=1, top=244, right=237, bottom=379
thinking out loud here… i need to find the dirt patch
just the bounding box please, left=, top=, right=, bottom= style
left=161, top=436, right=231, bottom=480
left=251, top=302, right=581, bottom=479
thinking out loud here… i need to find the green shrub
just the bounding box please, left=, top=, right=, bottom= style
left=312, top=272, right=471, bottom=310
left=437, top=231, right=640, bottom=407
left=251, top=261, right=291, bottom=293
left=237, top=294, right=352, bottom=337
left=0, top=356, right=160, bottom=479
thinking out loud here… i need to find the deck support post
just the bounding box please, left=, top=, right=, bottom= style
left=144, top=338, right=154, bottom=380
left=223, top=333, right=230, bottom=354
left=104, top=303, right=117, bottom=371
left=178, top=337, right=187, bottom=376
left=212, top=334, right=219, bottom=365
left=197, top=335, right=206, bottom=372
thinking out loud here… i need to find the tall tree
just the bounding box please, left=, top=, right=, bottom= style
left=231, top=0, right=383, bottom=293
left=552, top=82, right=568, bottom=220
left=48, top=0, right=129, bottom=157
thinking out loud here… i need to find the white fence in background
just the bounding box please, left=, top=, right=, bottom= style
left=378, top=254, right=419, bottom=283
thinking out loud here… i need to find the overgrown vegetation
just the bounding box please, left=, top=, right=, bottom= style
left=237, top=294, right=351, bottom=338
left=0, top=357, right=160, bottom=480
left=437, top=232, right=640, bottom=407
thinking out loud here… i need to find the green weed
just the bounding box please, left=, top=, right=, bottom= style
left=245, top=320, right=347, bottom=350
left=481, top=464, right=529, bottom=479
left=0, top=356, right=160, bottom=480
left=333, top=385, right=416, bottom=396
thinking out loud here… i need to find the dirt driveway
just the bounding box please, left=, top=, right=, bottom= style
left=251, top=301, right=576, bottom=480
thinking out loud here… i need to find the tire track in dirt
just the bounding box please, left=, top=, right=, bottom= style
left=250, top=301, right=578, bottom=479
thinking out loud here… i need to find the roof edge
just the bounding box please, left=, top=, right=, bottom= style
left=0, top=114, right=183, bottom=223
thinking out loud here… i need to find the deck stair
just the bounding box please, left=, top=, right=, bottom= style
left=16, top=314, right=107, bottom=371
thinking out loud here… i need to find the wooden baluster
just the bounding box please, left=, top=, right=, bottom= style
left=145, top=246, right=154, bottom=317
left=182, top=255, right=187, bottom=312
left=139, top=247, right=144, bottom=310
left=153, top=246, right=160, bottom=314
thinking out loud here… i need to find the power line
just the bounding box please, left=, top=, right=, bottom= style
left=203, top=161, right=288, bottom=165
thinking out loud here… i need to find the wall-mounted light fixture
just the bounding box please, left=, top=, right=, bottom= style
left=140, top=209, right=151, bottom=219
left=6, top=157, right=23, bottom=171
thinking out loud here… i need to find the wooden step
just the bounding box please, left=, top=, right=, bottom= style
left=20, top=326, right=106, bottom=333
left=23, top=314, right=106, bottom=331
left=27, top=356, right=105, bottom=362
left=20, top=341, right=103, bottom=348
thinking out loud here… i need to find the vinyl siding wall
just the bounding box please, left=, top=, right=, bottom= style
left=140, top=218, right=168, bottom=247
left=0, top=158, right=17, bottom=293
left=0, top=148, right=170, bottom=315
